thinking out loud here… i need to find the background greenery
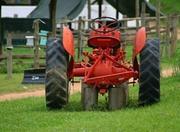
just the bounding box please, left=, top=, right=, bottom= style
left=150, top=0, right=180, bottom=14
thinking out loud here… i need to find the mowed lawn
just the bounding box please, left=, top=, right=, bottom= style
left=0, top=75, right=180, bottom=132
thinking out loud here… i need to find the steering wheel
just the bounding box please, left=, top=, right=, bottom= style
left=90, top=17, right=120, bottom=33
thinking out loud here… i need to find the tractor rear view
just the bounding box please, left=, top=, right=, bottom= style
left=45, top=17, right=160, bottom=110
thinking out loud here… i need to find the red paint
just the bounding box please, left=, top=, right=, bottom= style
left=73, top=48, right=138, bottom=91
left=88, top=27, right=121, bottom=48
left=133, top=27, right=146, bottom=61
left=64, top=18, right=144, bottom=94
left=63, top=26, right=75, bottom=56
left=63, top=26, right=75, bottom=78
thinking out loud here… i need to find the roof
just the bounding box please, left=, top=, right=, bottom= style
left=28, top=0, right=160, bottom=19
left=2, top=18, right=51, bottom=32
left=28, top=0, right=86, bottom=20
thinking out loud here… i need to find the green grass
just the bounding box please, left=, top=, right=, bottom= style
left=0, top=74, right=43, bottom=95
left=150, top=0, right=180, bottom=14
left=125, top=44, right=133, bottom=61
left=3, top=47, right=45, bottom=55
left=172, top=41, right=180, bottom=73
left=0, top=75, right=180, bottom=131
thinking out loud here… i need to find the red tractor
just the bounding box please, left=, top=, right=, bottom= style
left=45, top=17, right=160, bottom=110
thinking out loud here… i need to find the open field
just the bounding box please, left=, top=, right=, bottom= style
left=0, top=75, right=180, bottom=131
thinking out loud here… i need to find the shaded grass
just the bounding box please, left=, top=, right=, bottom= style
left=0, top=74, right=43, bottom=95
left=0, top=76, right=180, bottom=131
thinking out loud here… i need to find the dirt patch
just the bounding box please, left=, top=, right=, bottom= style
left=162, top=68, right=173, bottom=77
left=0, top=90, right=44, bottom=101
left=0, top=83, right=81, bottom=102
left=69, top=83, right=81, bottom=94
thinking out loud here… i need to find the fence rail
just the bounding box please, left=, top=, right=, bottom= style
left=0, top=14, right=179, bottom=78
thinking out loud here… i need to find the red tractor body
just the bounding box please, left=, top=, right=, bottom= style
left=63, top=17, right=145, bottom=95
left=46, top=17, right=160, bottom=110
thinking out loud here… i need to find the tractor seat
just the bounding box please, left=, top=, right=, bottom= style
left=88, top=29, right=121, bottom=49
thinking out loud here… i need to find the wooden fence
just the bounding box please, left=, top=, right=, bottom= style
left=0, top=14, right=179, bottom=78
left=0, top=19, right=46, bottom=79
left=59, top=14, right=179, bottom=57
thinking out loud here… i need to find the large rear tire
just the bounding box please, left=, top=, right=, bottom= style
left=139, top=39, right=160, bottom=106
left=108, top=82, right=128, bottom=110
left=81, top=81, right=98, bottom=110
left=45, top=38, right=69, bottom=109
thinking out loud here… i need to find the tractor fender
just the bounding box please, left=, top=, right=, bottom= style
left=63, top=26, right=75, bottom=57
left=133, top=27, right=146, bottom=61
left=63, top=26, right=75, bottom=78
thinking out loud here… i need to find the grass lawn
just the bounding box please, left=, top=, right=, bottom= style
left=0, top=74, right=43, bottom=95
left=0, top=75, right=180, bottom=131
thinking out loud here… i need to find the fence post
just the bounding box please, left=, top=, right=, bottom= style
left=122, top=15, right=127, bottom=48
left=156, top=0, right=160, bottom=38
left=88, top=0, right=91, bottom=28
left=166, top=15, right=171, bottom=58
left=81, top=17, right=86, bottom=55
left=135, top=0, right=140, bottom=29
left=77, top=17, right=82, bottom=61
left=141, top=2, right=146, bottom=27
left=33, top=19, right=40, bottom=69
left=6, top=32, right=13, bottom=79
left=155, top=0, right=163, bottom=56
left=145, top=13, right=150, bottom=26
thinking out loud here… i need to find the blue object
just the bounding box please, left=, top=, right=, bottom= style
left=39, top=30, right=48, bottom=46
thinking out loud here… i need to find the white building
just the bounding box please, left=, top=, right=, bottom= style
left=1, top=6, right=36, bottom=18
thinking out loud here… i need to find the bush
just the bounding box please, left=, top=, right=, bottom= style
left=172, top=43, right=180, bottom=75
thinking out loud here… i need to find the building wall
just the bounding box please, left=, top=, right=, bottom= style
left=72, top=4, right=137, bottom=29
left=2, top=6, right=36, bottom=18
left=3, top=0, right=33, bottom=4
